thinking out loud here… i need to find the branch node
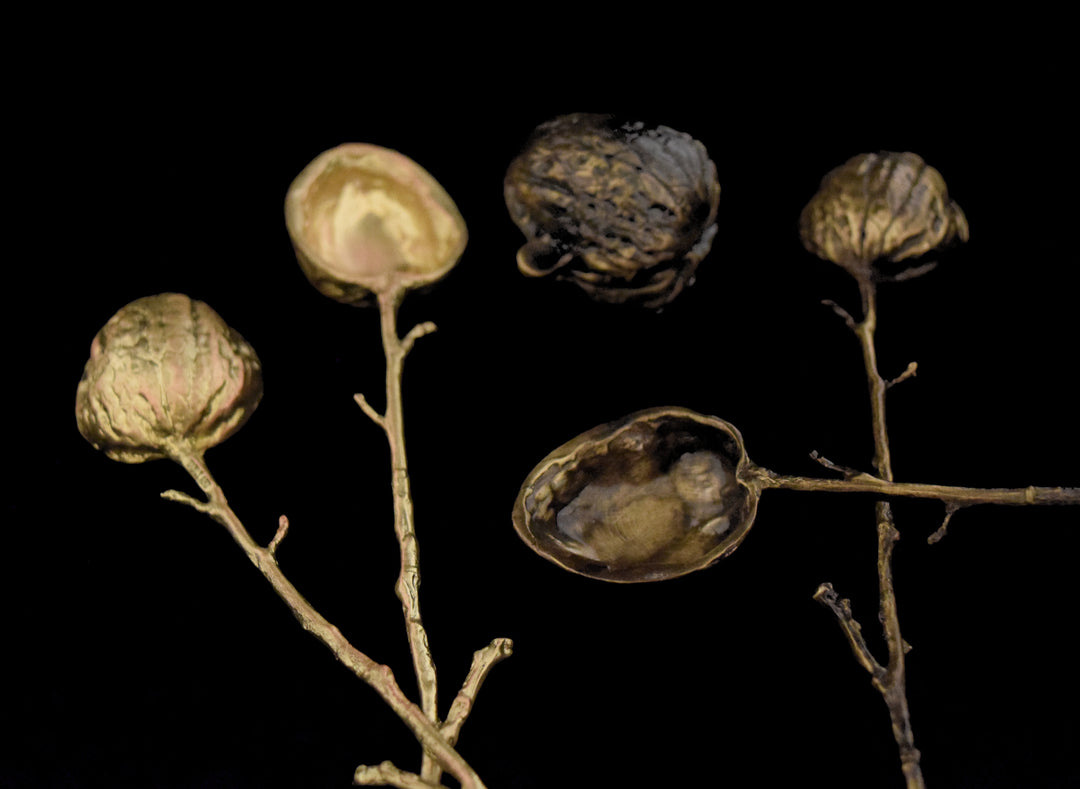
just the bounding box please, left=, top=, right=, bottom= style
left=354, top=393, right=386, bottom=429
left=269, top=514, right=290, bottom=556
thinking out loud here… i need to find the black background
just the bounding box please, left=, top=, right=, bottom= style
left=6, top=26, right=1078, bottom=789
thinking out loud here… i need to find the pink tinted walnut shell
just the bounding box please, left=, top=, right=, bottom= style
left=75, top=293, right=263, bottom=463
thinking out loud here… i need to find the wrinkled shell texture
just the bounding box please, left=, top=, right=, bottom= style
left=504, top=114, right=720, bottom=308
left=76, top=293, right=263, bottom=463
left=513, top=407, right=757, bottom=583
left=799, top=151, right=969, bottom=276
left=285, top=143, right=467, bottom=304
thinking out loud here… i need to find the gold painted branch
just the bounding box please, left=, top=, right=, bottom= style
left=161, top=450, right=488, bottom=789
left=750, top=469, right=1080, bottom=509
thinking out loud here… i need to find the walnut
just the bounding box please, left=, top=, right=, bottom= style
left=505, top=114, right=720, bottom=308
left=76, top=293, right=262, bottom=463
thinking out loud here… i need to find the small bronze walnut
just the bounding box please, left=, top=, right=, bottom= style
left=800, top=151, right=969, bottom=280
left=504, top=114, right=720, bottom=308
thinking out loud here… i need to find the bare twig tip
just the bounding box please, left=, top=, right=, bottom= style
left=354, top=393, right=387, bottom=429
left=928, top=503, right=963, bottom=545
left=269, top=514, right=290, bottom=555
left=822, top=299, right=858, bottom=330
left=888, top=361, right=919, bottom=388
left=160, top=489, right=213, bottom=514
left=810, top=451, right=861, bottom=479
left=401, top=321, right=438, bottom=354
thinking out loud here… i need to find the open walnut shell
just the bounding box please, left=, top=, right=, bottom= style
left=285, top=144, right=468, bottom=305
left=504, top=114, right=720, bottom=308
left=513, top=407, right=758, bottom=582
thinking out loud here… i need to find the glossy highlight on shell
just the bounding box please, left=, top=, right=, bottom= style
left=504, top=114, right=720, bottom=308
left=286, top=143, right=468, bottom=304
left=799, top=151, right=968, bottom=278
left=75, top=293, right=263, bottom=463
left=513, top=407, right=758, bottom=582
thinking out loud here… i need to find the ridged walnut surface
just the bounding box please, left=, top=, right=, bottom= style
left=75, top=293, right=263, bottom=463
left=799, top=151, right=969, bottom=278
left=504, top=114, right=720, bottom=308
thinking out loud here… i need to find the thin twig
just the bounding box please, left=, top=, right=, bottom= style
left=809, top=450, right=862, bottom=479
left=822, top=298, right=857, bottom=330
left=888, top=362, right=918, bottom=389
left=354, top=393, right=387, bottom=430
left=813, top=583, right=883, bottom=679
left=401, top=321, right=438, bottom=355
left=354, top=761, right=444, bottom=789
left=927, top=503, right=964, bottom=545
left=269, top=514, right=290, bottom=557
left=161, top=489, right=214, bottom=514
left=443, top=638, right=515, bottom=746
left=377, top=289, right=442, bottom=782
left=882, top=261, right=938, bottom=282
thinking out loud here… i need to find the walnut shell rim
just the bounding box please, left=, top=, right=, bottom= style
left=285, top=144, right=468, bottom=305
left=512, top=406, right=759, bottom=583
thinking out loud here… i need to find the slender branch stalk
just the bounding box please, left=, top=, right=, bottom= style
left=374, top=287, right=442, bottom=781
left=821, top=275, right=925, bottom=788
left=751, top=468, right=1079, bottom=508
left=163, top=450, right=487, bottom=789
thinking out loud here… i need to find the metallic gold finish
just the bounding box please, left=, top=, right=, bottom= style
left=286, top=144, right=467, bottom=305
left=513, top=407, right=758, bottom=582
left=75, top=293, right=262, bottom=464
left=504, top=114, right=720, bottom=308
left=799, top=151, right=969, bottom=279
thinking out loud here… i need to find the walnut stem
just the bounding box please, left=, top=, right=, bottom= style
left=750, top=470, right=1080, bottom=507
left=826, top=275, right=924, bottom=789
left=162, top=450, right=487, bottom=789
left=373, top=287, right=442, bottom=782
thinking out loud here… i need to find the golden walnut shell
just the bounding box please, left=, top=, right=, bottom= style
left=285, top=144, right=467, bottom=305
left=512, top=407, right=758, bottom=583
left=75, top=293, right=263, bottom=463
left=799, top=151, right=969, bottom=278
left=504, top=114, right=720, bottom=308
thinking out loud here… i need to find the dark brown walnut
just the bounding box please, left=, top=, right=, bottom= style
left=799, top=151, right=969, bottom=279
left=513, top=407, right=758, bottom=583
left=75, top=293, right=263, bottom=463
left=504, top=114, right=720, bottom=308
